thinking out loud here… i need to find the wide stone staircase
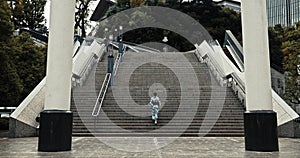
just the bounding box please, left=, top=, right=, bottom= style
left=71, top=51, right=245, bottom=137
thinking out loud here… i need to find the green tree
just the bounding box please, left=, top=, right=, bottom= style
left=9, top=33, right=46, bottom=100
left=268, top=25, right=284, bottom=72
left=145, top=0, right=158, bottom=5
left=117, top=0, right=145, bottom=7
left=159, top=0, right=242, bottom=44
left=11, top=0, right=25, bottom=29
left=106, top=0, right=242, bottom=49
left=0, top=0, right=23, bottom=106
left=0, top=0, right=14, bottom=42
left=0, top=49, right=24, bottom=106
left=130, top=0, right=145, bottom=7
left=0, top=0, right=46, bottom=107
left=75, top=0, right=94, bottom=37
left=20, top=0, right=47, bottom=30
left=282, top=23, right=300, bottom=104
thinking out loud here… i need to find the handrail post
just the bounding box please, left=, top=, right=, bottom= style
left=94, top=116, right=96, bottom=131
left=107, top=54, right=114, bottom=86
left=118, top=42, right=124, bottom=62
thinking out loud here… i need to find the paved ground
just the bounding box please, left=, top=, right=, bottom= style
left=0, top=137, right=300, bottom=157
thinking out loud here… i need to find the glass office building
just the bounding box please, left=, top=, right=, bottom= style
left=267, top=0, right=300, bottom=26
left=289, top=0, right=300, bottom=25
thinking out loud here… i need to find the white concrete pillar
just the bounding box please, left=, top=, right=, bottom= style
left=44, top=0, right=76, bottom=110
left=241, top=0, right=272, bottom=111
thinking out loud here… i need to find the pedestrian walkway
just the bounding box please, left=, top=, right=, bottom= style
left=0, top=137, right=299, bottom=157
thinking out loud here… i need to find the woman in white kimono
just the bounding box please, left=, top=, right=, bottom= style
left=149, top=92, right=160, bottom=125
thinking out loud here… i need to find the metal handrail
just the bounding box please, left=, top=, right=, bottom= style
left=91, top=44, right=126, bottom=117
left=120, top=41, right=160, bottom=52
left=111, top=41, right=159, bottom=53
left=92, top=73, right=111, bottom=116
left=114, top=54, right=122, bottom=76
left=224, top=30, right=243, bottom=59
left=95, top=38, right=159, bottom=52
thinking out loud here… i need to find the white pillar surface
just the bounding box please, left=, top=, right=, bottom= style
left=241, top=0, right=273, bottom=111
left=44, top=0, right=75, bottom=110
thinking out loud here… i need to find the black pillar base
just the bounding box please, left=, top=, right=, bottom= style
left=244, top=110, right=279, bottom=152
left=38, top=110, right=73, bottom=152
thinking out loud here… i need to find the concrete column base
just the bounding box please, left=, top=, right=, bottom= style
left=244, top=110, right=279, bottom=151
left=38, top=110, right=72, bottom=152
left=9, top=118, right=37, bottom=138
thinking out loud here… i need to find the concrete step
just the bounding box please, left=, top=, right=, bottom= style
left=72, top=132, right=244, bottom=137
left=71, top=52, right=244, bottom=137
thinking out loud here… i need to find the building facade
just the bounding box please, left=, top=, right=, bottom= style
left=215, top=0, right=300, bottom=27
left=215, top=0, right=241, bottom=12
left=267, top=0, right=300, bottom=26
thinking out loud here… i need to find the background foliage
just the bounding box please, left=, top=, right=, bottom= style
left=10, top=0, right=47, bottom=30
left=0, top=0, right=46, bottom=107
left=103, top=0, right=242, bottom=51
left=282, top=23, right=300, bottom=104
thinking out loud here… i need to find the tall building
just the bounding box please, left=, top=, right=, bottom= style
left=267, top=0, right=300, bottom=26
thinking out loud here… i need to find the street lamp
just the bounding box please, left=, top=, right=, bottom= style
left=118, top=26, right=124, bottom=61
left=162, top=36, right=168, bottom=52
left=108, top=34, right=115, bottom=86
left=104, top=28, right=109, bottom=52
left=109, top=34, right=114, bottom=55
left=114, top=28, right=118, bottom=41
left=104, top=28, right=108, bottom=38
left=109, top=34, right=114, bottom=41
left=162, top=36, right=168, bottom=43
left=119, top=25, right=123, bottom=41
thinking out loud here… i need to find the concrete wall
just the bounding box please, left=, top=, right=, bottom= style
left=278, top=103, right=300, bottom=138
left=9, top=118, right=37, bottom=138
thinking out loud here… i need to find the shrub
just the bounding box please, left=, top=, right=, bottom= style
left=0, top=118, right=9, bottom=130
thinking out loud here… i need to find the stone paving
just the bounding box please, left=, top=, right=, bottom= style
left=0, top=137, right=300, bottom=157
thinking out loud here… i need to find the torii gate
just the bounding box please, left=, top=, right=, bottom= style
left=38, top=0, right=279, bottom=152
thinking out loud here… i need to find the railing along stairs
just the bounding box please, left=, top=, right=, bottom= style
left=91, top=43, right=125, bottom=128
left=195, top=30, right=299, bottom=126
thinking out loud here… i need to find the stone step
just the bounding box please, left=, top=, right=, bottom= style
left=72, top=127, right=244, bottom=132
left=72, top=132, right=244, bottom=137
left=72, top=103, right=243, bottom=107
left=72, top=119, right=244, bottom=124
left=72, top=116, right=244, bottom=121
left=73, top=105, right=241, bottom=108
left=72, top=114, right=244, bottom=118
left=72, top=108, right=243, bottom=112
left=72, top=129, right=244, bottom=134
left=71, top=52, right=244, bottom=137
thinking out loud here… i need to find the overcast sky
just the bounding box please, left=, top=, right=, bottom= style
left=44, top=1, right=98, bottom=28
